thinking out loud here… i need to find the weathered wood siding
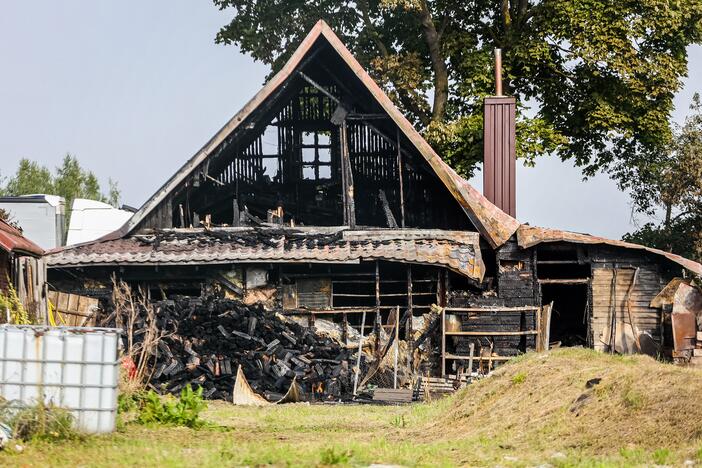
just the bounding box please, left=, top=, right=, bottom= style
left=591, top=265, right=665, bottom=351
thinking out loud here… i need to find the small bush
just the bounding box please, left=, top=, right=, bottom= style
left=0, top=401, right=79, bottom=442
left=0, top=280, right=30, bottom=324
left=511, top=372, right=527, bottom=385
left=136, top=386, right=207, bottom=428
left=117, top=390, right=146, bottom=414
left=319, top=447, right=351, bottom=465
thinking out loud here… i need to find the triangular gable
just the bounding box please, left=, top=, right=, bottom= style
left=115, top=20, right=519, bottom=248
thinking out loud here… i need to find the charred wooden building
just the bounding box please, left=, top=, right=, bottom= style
left=46, top=21, right=702, bottom=375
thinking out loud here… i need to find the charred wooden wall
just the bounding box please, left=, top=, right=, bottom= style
left=445, top=239, right=538, bottom=360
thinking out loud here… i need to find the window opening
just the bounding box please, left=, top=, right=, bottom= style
left=300, top=130, right=332, bottom=180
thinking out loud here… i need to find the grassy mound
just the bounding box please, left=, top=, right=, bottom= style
left=421, top=347, right=702, bottom=461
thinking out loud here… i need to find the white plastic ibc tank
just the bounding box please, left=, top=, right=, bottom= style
left=0, top=325, right=120, bottom=433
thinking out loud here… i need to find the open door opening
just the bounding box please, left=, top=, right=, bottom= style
left=541, top=283, right=589, bottom=347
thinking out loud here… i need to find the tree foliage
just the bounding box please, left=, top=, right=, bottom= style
left=214, top=0, right=702, bottom=179
left=0, top=154, right=121, bottom=213
left=623, top=94, right=702, bottom=262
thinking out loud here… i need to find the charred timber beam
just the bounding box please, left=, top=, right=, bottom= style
left=397, top=128, right=406, bottom=228
left=345, top=113, right=388, bottom=120
left=340, top=120, right=356, bottom=228
left=297, top=71, right=341, bottom=105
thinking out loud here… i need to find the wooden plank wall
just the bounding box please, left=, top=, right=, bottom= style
left=591, top=264, right=665, bottom=352
left=0, top=251, right=9, bottom=294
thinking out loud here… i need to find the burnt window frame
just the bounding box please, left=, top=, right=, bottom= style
left=300, top=129, right=333, bottom=181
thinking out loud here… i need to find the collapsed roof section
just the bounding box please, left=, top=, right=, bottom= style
left=113, top=20, right=519, bottom=249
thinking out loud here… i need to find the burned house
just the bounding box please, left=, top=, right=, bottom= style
left=46, top=21, right=702, bottom=384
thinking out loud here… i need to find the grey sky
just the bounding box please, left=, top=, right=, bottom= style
left=1, top=2, right=699, bottom=240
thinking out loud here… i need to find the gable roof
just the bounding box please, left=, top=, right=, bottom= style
left=112, top=20, right=519, bottom=249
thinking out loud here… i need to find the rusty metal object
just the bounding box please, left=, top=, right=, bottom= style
left=0, top=219, right=43, bottom=256
left=517, top=225, right=702, bottom=276
left=671, top=283, right=702, bottom=357
left=494, top=49, right=503, bottom=96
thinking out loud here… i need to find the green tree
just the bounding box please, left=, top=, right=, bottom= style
left=623, top=94, right=702, bottom=261
left=214, top=0, right=702, bottom=180
left=1, top=159, right=54, bottom=196
left=53, top=154, right=110, bottom=211
left=0, top=154, right=121, bottom=226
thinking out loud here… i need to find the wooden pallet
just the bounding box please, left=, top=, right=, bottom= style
left=372, top=388, right=414, bottom=404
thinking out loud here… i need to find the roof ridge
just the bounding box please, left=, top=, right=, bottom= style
left=106, top=19, right=518, bottom=248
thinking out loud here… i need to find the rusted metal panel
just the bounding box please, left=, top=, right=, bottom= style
left=483, top=96, right=516, bottom=217
left=0, top=219, right=43, bottom=257
left=517, top=225, right=702, bottom=276
left=671, top=282, right=702, bottom=356
left=296, top=278, right=332, bottom=309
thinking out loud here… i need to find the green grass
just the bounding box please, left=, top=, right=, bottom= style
left=3, top=349, right=702, bottom=467
left=0, top=400, right=697, bottom=467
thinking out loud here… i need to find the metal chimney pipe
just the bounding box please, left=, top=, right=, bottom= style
left=495, top=48, right=502, bottom=96
left=483, top=47, right=516, bottom=217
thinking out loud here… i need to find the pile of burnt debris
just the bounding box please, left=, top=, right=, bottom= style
left=116, top=296, right=364, bottom=401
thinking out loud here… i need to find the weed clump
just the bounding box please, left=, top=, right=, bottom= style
left=319, top=447, right=351, bottom=465
left=511, top=372, right=527, bottom=384
left=0, top=401, right=80, bottom=442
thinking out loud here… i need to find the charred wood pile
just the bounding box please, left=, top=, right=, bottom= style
left=108, top=294, right=363, bottom=401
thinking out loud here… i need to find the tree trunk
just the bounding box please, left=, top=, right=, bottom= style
left=418, top=1, right=449, bottom=123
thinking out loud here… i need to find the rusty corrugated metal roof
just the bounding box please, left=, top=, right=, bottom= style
left=517, top=225, right=702, bottom=276
left=0, top=219, right=44, bottom=256
left=46, top=227, right=485, bottom=280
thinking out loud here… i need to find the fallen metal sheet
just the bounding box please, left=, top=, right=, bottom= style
left=517, top=225, right=702, bottom=276
left=231, top=365, right=302, bottom=406
left=232, top=365, right=270, bottom=406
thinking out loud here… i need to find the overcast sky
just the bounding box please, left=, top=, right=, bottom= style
left=1, top=2, right=699, bottom=240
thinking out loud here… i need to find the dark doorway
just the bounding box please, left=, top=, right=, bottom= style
left=541, top=283, right=589, bottom=347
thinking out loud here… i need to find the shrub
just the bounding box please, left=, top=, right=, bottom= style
left=0, top=280, right=30, bottom=325
left=511, top=372, right=527, bottom=385
left=136, top=386, right=207, bottom=428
